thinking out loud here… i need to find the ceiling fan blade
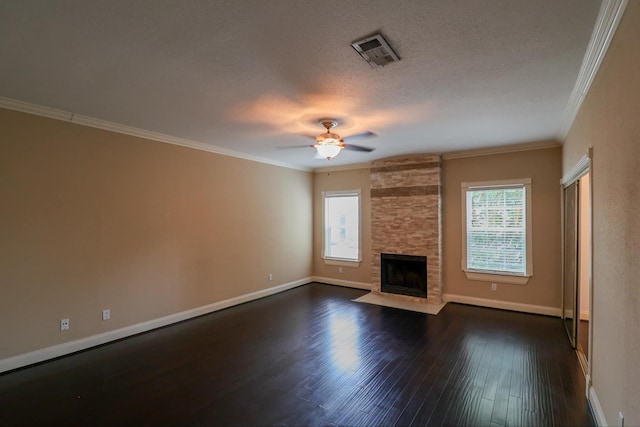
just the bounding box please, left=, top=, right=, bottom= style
left=344, top=144, right=375, bottom=152
left=275, top=144, right=314, bottom=150
left=342, top=131, right=376, bottom=142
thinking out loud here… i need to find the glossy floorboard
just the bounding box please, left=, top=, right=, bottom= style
left=0, top=283, right=593, bottom=426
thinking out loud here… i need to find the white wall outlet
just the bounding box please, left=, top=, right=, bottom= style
left=491, top=283, right=497, bottom=291
left=338, top=267, right=343, bottom=273
left=618, top=412, right=624, bottom=427
left=102, top=309, right=111, bottom=321
left=60, top=318, right=70, bottom=331
left=268, top=273, right=273, bottom=281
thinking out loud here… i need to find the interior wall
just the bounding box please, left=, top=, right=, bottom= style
left=312, top=167, right=371, bottom=285
left=562, top=2, right=640, bottom=425
left=442, top=146, right=562, bottom=309
left=0, top=108, right=313, bottom=360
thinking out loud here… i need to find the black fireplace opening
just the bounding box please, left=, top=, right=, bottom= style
left=381, top=253, right=427, bottom=298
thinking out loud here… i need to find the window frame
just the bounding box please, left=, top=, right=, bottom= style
left=460, top=178, right=533, bottom=285
left=321, top=190, right=362, bottom=267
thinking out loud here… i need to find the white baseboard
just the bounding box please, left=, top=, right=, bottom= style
left=0, top=277, right=312, bottom=373
left=311, top=276, right=371, bottom=290
left=442, top=293, right=561, bottom=317
left=588, top=386, right=607, bottom=426
left=563, top=309, right=590, bottom=321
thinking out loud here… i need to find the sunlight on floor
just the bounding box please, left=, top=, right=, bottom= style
left=328, top=307, right=361, bottom=372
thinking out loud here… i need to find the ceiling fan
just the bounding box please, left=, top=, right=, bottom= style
left=278, top=119, right=376, bottom=160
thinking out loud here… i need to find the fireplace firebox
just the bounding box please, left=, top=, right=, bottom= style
left=380, top=253, right=427, bottom=298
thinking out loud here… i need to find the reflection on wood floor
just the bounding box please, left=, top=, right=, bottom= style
left=0, top=283, right=593, bottom=426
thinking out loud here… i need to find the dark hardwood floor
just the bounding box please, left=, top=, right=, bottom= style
left=0, top=283, right=593, bottom=426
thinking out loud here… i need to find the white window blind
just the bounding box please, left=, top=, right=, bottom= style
left=465, top=184, right=527, bottom=275
left=323, top=191, right=361, bottom=262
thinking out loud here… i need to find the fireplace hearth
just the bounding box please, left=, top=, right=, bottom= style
left=380, top=253, right=427, bottom=298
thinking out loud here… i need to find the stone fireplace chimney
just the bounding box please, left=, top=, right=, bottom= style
left=370, top=154, right=442, bottom=304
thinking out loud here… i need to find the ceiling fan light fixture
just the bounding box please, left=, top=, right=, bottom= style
left=316, top=131, right=341, bottom=144
left=315, top=143, right=342, bottom=160
left=304, top=118, right=373, bottom=160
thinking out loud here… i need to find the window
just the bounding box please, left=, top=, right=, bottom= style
left=461, top=179, right=532, bottom=284
left=322, top=190, right=361, bottom=264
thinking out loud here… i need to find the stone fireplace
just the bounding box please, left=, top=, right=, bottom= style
left=371, top=154, right=442, bottom=305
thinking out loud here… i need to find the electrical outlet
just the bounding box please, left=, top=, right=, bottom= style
left=102, top=309, right=110, bottom=321
left=339, top=267, right=343, bottom=273
left=60, top=318, right=70, bottom=331
left=618, top=412, right=624, bottom=427
left=491, top=283, right=497, bottom=291
left=268, top=274, right=273, bottom=281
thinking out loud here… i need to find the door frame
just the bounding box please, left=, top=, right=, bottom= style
left=560, top=149, right=593, bottom=394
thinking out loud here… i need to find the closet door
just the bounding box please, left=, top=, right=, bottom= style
left=563, top=181, right=579, bottom=347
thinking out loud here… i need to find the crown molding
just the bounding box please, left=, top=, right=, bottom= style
left=0, top=97, right=311, bottom=172
left=0, top=97, right=75, bottom=121
left=561, top=153, right=591, bottom=185
left=442, top=139, right=560, bottom=160
left=557, top=0, right=628, bottom=140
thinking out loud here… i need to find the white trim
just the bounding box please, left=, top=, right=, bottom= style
left=321, top=190, right=362, bottom=196
left=462, top=270, right=531, bottom=285
left=442, top=293, right=561, bottom=317
left=321, top=190, right=362, bottom=263
left=0, top=97, right=75, bottom=121
left=561, top=154, right=591, bottom=185
left=322, top=258, right=361, bottom=268
left=462, top=177, right=532, bottom=190
left=557, top=0, right=628, bottom=140
left=461, top=178, right=533, bottom=279
left=0, top=278, right=311, bottom=373
left=311, top=276, right=371, bottom=290
left=0, top=96, right=310, bottom=172
left=588, top=386, right=607, bottom=427
left=577, top=348, right=589, bottom=377
left=565, top=309, right=589, bottom=322
left=561, top=308, right=589, bottom=320
left=442, top=140, right=560, bottom=160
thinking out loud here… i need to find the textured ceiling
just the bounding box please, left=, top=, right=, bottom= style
left=0, top=1, right=601, bottom=169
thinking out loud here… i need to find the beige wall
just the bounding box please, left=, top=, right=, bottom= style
left=0, top=108, right=313, bottom=359
left=442, top=146, right=562, bottom=308
left=312, top=167, right=371, bottom=285
left=562, top=2, right=640, bottom=425
left=313, top=147, right=563, bottom=313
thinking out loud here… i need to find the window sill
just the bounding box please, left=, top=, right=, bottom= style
left=463, top=270, right=531, bottom=285
left=323, top=258, right=361, bottom=268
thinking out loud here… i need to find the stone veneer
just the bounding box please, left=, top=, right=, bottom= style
left=371, top=154, right=442, bottom=304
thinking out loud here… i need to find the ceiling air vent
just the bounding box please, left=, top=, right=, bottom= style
left=351, top=33, right=400, bottom=69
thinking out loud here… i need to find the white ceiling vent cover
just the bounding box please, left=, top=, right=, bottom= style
left=351, top=34, right=400, bottom=69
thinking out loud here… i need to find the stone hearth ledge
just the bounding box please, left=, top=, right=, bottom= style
left=353, top=292, right=446, bottom=315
